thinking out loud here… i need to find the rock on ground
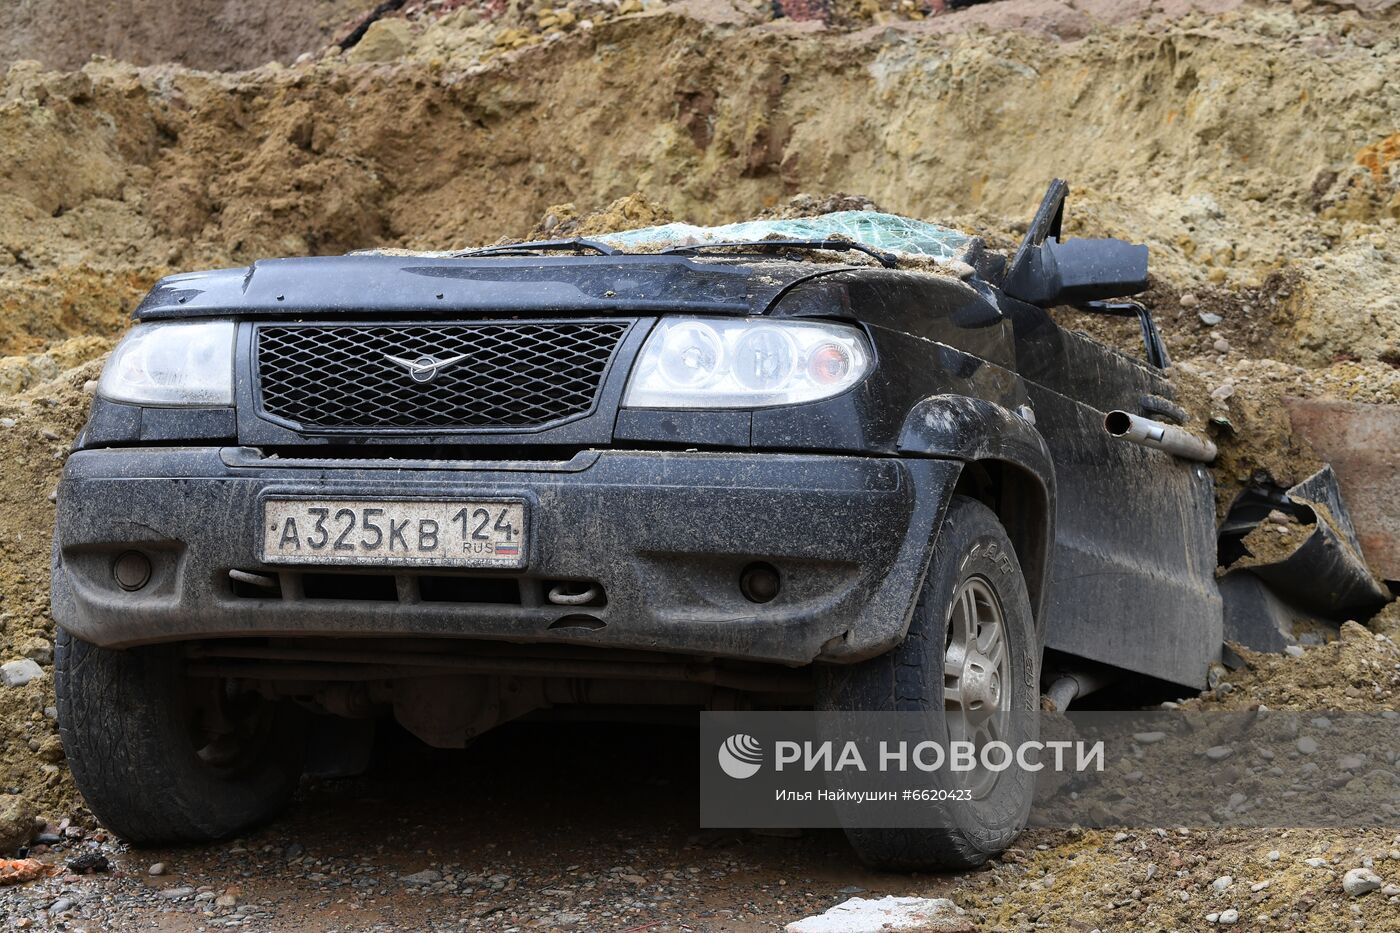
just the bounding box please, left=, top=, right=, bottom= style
left=345, top=17, right=412, bottom=63
left=0, top=659, right=44, bottom=687
left=1343, top=867, right=1383, bottom=897
left=786, top=895, right=975, bottom=933
left=0, top=794, right=37, bottom=853
left=0, top=857, right=46, bottom=885
left=400, top=868, right=442, bottom=884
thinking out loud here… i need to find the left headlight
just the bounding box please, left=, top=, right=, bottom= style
left=98, top=321, right=237, bottom=406
left=622, top=316, right=872, bottom=409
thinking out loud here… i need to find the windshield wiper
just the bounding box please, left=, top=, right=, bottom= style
left=659, top=238, right=899, bottom=269
left=452, top=237, right=620, bottom=258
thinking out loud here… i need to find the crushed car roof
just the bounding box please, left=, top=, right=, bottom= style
left=599, top=211, right=974, bottom=261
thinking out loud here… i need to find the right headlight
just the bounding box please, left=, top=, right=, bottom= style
left=622, top=316, right=872, bottom=409
left=97, top=320, right=237, bottom=407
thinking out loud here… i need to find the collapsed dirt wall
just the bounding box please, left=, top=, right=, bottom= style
left=1, top=5, right=1395, bottom=361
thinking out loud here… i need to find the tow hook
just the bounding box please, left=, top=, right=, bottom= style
left=548, top=582, right=602, bottom=606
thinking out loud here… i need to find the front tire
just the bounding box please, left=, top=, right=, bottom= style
left=55, top=629, right=307, bottom=844
left=817, top=495, right=1039, bottom=871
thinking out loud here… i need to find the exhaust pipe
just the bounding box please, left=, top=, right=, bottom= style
left=1044, top=669, right=1117, bottom=713
left=1104, top=410, right=1217, bottom=462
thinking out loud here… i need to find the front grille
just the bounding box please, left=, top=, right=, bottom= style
left=256, top=321, right=630, bottom=431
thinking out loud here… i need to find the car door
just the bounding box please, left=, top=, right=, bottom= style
left=1005, top=299, right=1221, bottom=690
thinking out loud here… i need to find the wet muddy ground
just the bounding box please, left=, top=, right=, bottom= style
left=2, top=723, right=935, bottom=931
left=4, top=717, right=1400, bottom=931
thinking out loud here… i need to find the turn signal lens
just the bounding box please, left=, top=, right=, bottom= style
left=807, top=342, right=853, bottom=385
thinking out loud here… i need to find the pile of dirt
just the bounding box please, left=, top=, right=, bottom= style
left=0, top=362, right=101, bottom=826
left=0, top=337, right=111, bottom=398
left=1, top=3, right=1396, bottom=358
left=1171, top=358, right=1328, bottom=517
left=532, top=193, right=676, bottom=238
left=952, top=598, right=1400, bottom=930
left=955, top=824, right=1400, bottom=931
left=1202, top=611, right=1400, bottom=712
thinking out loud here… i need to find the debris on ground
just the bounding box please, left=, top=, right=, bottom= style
left=786, top=895, right=975, bottom=932
left=1197, top=602, right=1400, bottom=712
left=64, top=853, right=109, bottom=875
left=0, top=660, right=44, bottom=688
left=0, top=859, right=46, bottom=886
left=1343, top=866, right=1384, bottom=897
left=1218, top=465, right=1391, bottom=651
left=1286, top=398, right=1400, bottom=581
left=0, top=364, right=100, bottom=832
left=0, top=795, right=37, bottom=854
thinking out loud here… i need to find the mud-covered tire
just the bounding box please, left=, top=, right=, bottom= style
left=54, top=628, right=307, bottom=845
left=817, top=495, right=1039, bottom=872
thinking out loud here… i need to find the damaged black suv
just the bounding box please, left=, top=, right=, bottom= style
left=52, top=182, right=1222, bottom=870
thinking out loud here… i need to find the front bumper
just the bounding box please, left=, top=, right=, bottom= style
left=52, top=448, right=959, bottom=665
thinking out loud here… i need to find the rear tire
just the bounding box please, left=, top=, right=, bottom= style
left=817, top=495, right=1039, bottom=871
left=55, top=629, right=307, bottom=844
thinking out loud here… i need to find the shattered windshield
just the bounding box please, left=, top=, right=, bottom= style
left=598, top=211, right=974, bottom=262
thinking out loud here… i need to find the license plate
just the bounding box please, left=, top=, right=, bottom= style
left=261, top=498, right=527, bottom=568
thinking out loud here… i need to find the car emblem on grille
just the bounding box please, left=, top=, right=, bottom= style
left=383, top=352, right=469, bottom=384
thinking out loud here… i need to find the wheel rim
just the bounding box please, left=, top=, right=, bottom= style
left=943, top=575, right=1011, bottom=799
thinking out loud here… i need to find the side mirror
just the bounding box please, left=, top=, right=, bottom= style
left=1002, top=181, right=1149, bottom=306
left=1004, top=236, right=1149, bottom=306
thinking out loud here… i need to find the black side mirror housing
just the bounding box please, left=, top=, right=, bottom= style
left=1003, top=236, right=1149, bottom=306
left=1001, top=180, right=1150, bottom=306
left=1046, top=237, right=1149, bottom=303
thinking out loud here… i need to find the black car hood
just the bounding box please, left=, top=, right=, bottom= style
left=135, top=253, right=862, bottom=320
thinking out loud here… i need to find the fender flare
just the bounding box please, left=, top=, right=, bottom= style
left=898, top=395, right=1055, bottom=483
left=897, top=395, right=1057, bottom=640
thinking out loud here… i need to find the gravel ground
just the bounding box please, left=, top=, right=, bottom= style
left=3, top=716, right=1399, bottom=932
left=0, top=722, right=930, bottom=931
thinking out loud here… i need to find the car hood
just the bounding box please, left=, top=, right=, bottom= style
left=134, top=253, right=863, bottom=320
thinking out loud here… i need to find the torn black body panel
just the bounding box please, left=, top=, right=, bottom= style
left=1220, top=467, right=1390, bottom=652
